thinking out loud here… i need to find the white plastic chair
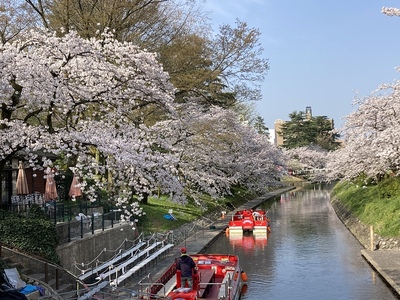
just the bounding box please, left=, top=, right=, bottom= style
left=76, top=213, right=91, bottom=229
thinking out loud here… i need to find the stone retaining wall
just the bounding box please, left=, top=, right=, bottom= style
left=331, top=197, right=400, bottom=250
left=57, top=223, right=137, bottom=275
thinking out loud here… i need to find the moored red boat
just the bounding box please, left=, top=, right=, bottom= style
left=227, top=209, right=270, bottom=234
left=146, top=254, right=247, bottom=300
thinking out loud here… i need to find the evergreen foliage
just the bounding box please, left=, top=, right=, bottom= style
left=253, top=115, right=269, bottom=137
left=280, top=111, right=340, bottom=150
left=0, top=205, right=60, bottom=264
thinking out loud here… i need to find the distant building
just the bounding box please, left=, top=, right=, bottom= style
left=273, top=106, right=334, bottom=147
left=274, top=119, right=285, bottom=146
left=268, top=129, right=275, bottom=144
left=305, top=106, right=312, bottom=120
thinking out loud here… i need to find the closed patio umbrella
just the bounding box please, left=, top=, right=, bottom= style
left=44, top=168, right=58, bottom=201
left=69, top=174, right=82, bottom=199
left=16, top=161, right=29, bottom=195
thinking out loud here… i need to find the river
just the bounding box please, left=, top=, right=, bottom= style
left=203, top=184, right=398, bottom=300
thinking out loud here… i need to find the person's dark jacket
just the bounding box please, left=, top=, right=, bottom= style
left=177, top=254, right=196, bottom=277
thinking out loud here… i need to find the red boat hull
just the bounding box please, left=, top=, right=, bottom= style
left=148, top=254, right=247, bottom=300
left=228, top=209, right=270, bottom=234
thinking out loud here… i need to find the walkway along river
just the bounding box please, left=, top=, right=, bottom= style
left=203, top=184, right=398, bottom=300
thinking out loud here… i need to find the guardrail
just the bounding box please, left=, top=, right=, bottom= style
left=56, top=210, right=126, bottom=243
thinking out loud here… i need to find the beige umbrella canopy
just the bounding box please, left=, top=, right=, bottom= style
left=44, top=168, right=58, bottom=201
left=16, top=161, right=29, bottom=195
left=69, top=175, right=82, bottom=199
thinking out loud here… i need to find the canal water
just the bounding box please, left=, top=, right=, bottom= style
left=204, top=185, right=398, bottom=300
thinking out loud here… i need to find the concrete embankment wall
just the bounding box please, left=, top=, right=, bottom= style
left=331, top=196, right=400, bottom=250
left=57, top=223, right=136, bottom=276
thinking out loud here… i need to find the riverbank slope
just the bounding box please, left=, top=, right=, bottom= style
left=330, top=181, right=400, bottom=298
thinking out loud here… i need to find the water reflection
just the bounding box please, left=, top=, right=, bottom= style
left=227, top=232, right=268, bottom=253
left=204, top=185, right=398, bottom=300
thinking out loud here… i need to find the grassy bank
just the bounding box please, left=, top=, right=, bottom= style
left=137, top=188, right=257, bottom=235
left=331, top=177, right=400, bottom=237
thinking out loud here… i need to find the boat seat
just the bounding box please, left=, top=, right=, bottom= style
left=197, top=269, right=215, bottom=298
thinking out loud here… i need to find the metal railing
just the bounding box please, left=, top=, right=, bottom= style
left=164, top=213, right=219, bottom=247
left=57, top=210, right=125, bottom=243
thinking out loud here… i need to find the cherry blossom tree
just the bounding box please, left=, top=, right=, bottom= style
left=153, top=104, right=285, bottom=205
left=327, top=85, right=400, bottom=181
left=0, top=0, right=37, bottom=44
left=22, top=1, right=269, bottom=109
left=0, top=28, right=183, bottom=217
left=1, top=27, right=286, bottom=220
left=283, top=145, right=330, bottom=182
left=327, top=6, right=400, bottom=182
left=382, top=6, right=400, bottom=17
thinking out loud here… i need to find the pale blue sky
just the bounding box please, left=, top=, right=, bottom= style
left=202, top=0, right=400, bottom=130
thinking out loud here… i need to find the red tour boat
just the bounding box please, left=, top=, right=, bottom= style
left=227, top=209, right=270, bottom=234
left=146, top=254, right=247, bottom=300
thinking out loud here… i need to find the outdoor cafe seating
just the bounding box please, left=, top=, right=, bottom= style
left=11, top=193, right=44, bottom=206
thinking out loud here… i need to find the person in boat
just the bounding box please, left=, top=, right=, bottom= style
left=252, top=211, right=261, bottom=220
left=177, top=247, right=196, bottom=289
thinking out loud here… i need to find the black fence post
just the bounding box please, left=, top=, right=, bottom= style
left=60, top=203, right=64, bottom=222
left=68, top=220, right=71, bottom=242
left=54, top=201, right=57, bottom=224
left=91, top=213, right=94, bottom=234
left=80, top=217, right=83, bottom=238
